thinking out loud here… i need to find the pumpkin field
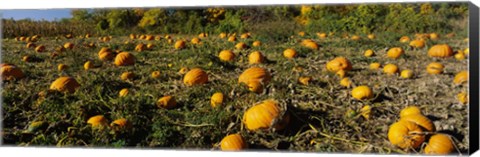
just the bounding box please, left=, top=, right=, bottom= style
left=0, top=3, right=471, bottom=155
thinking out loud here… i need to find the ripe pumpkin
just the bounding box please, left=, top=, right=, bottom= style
left=110, top=118, right=133, bottom=131
left=178, top=67, right=189, bottom=75
left=409, top=39, right=425, bottom=49
left=220, top=134, right=247, bottom=151
left=388, top=120, right=425, bottom=149
left=426, top=62, right=444, bottom=74
left=424, top=134, right=455, bottom=155
left=364, top=49, right=375, bottom=57
left=218, top=50, right=236, bottom=62
left=238, top=67, right=271, bottom=85
left=63, top=42, right=74, bottom=50
left=326, top=57, right=352, bottom=73
left=400, top=114, right=435, bottom=132
left=22, top=55, right=32, bottom=62
left=351, top=85, right=373, bottom=100
left=298, top=31, right=305, bottom=37
left=119, top=88, right=129, bottom=97
left=26, top=42, right=36, bottom=49
left=367, top=34, right=375, bottom=39
left=399, top=36, right=410, bottom=43
left=246, top=81, right=263, bottom=94
left=210, top=92, right=224, bottom=108
left=129, top=34, right=136, bottom=40
left=243, top=99, right=288, bottom=131
left=99, top=51, right=116, bottom=61
left=157, top=96, right=176, bottom=109
left=151, top=71, right=161, bottom=79
left=283, top=48, right=297, bottom=59
left=240, top=33, right=250, bottom=39
left=120, top=72, right=135, bottom=81
left=340, top=77, right=352, bottom=88
left=155, top=35, right=162, bottom=41
left=252, top=41, right=262, bottom=47
left=386, top=47, right=404, bottom=59
left=428, top=44, right=453, bottom=58
left=219, top=32, right=227, bottom=39
left=191, top=37, right=201, bottom=45
left=248, top=51, right=265, bottom=64
left=429, top=33, right=439, bottom=40
left=400, top=70, right=414, bottom=79
left=228, top=36, right=237, bottom=42
left=453, top=71, right=468, bottom=85
left=35, top=45, right=46, bottom=53
left=301, top=40, right=319, bottom=50
left=369, top=62, right=381, bottom=70
left=383, top=64, right=399, bottom=75
left=350, top=35, right=361, bottom=41
left=454, top=51, right=465, bottom=60
left=135, top=43, right=146, bottom=52
left=145, top=35, right=154, bottom=41
left=463, top=48, right=469, bottom=55
left=457, top=92, right=468, bottom=105
left=198, top=33, right=208, bottom=38
left=174, top=40, right=186, bottom=50
left=57, top=64, right=67, bottom=71
left=183, top=68, right=208, bottom=86
left=235, top=42, right=248, bottom=50
left=84, top=61, right=94, bottom=70
left=298, top=76, right=312, bottom=85
left=400, top=106, right=422, bottom=118
left=87, top=115, right=108, bottom=128
left=317, top=32, right=327, bottom=39
left=114, top=52, right=136, bottom=66
left=49, top=77, right=80, bottom=93
left=336, top=70, right=346, bottom=78
left=360, top=105, right=372, bottom=120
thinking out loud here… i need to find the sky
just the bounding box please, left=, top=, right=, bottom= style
left=1, top=9, right=72, bottom=21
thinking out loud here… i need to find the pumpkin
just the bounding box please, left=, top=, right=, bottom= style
left=110, top=118, right=133, bottom=131
left=155, top=35, right=162, bottom=41
left=317, top=32, right=327, bottom=39
left=240, top=33, right=250, bottom=39
left=228, top=36, right=237, bottom=42
left=219, top=32, right=227, bottom=39
left=135, top=43, right=146, bottom=52
left=26, top=42, right=36, bottom=49
left=114, top=52, right=135, bottom=66
left=22, top=55, right=32, bottom=62
left=220, top=134, right=247, bottom=151
left=151, top=71, right=161, bottom=79
left=35, top=45, right=46, bottom=53
left=27, top=121, right=48, bottom=133
left=336, top=70, right=346, bottom=78
left=298, top=31, right=305, bottom=37
left=156, top=95, right=177, bottom=109
left=129, top=34, right=136, bottom=40
left=400, top=106, right=422, bottom=118
left=388, top=120, right=425, bottom=149
left=138, top=35, right=146, bottom=40
left=210, top=92, right=224, bottom=108
left=369, top=63, right=381, bottom=70
left=367, top=34, right=375, bottom=39
left=400, top=114, right=435, bottom=132
left=238, top=67, right=271, bottom=85
left=248, top=51, right=265, bottom=64
left=218, top=50, right=236, bottom=62
left=246, top=81, right=263, bottom=93
left=340, top=77, right=352, bottom=88
left=252, top=41, right=262, bottom=47
left=235, top=42, right=248, bottom=50
left=99, top=51, right=115, bottom=61
left=364, top=49, right=375, bottom=57
left=301, top=40, right=319, bottom=50
left=121, top=72, right=135, bottom=81
left=119, top=88, right=129, bottom=97
left=57, top=64, right=67, bottom=71
left=383, top=64, right=399, bottom=75
left=326, top=57, right=352, bottom=73
left=191, top=37, right=201, bottom=45
left=87, top=115, right=108, bottom=128
left=145, top=35, right=154, bottom=41
left=350, top=35, right=361, bottom=41
left=178, top=67, right=189, bottom=75
left=174, top=40, right=186, bottom=50
left=457, top=92, right=468, bottom=105
left=351, top=85, right=373, bottom=100
left=399, top=36, right=410, bottom=43
left=164, top=35, right=172, bottom=39
left=242, top=99, right=288, bottom=131
left=409, top=39, right=425, bottom=49
left=49, top=76, right=81, bottom=93
left=428, top=44, right=453, bottom=58
left=386, top=47, right=404, bottom=59
left=463, top=48, right=469, bottom=55
left=283, top=48, right=297, bottom=59
left=84, top=61, right=94, bottom=70
left=454, top=51, right=465, bottom=60
left=400, top=70, right=414, bottom=79
left=426, top=62, right=444, bottom=74
left=183, top=68, right=208, bottom=86
left=453, top=71, right=468, bottom=85
left=298, top=76, right=312, bottom=85
left=360, top=105, right=372, bottom=120
left=424, top=134, right=455, bottom=155
left=429, top=33, right=439, bottom=40
left=65, top=34, right=73, bottom=39
left=198, top=33, right=208, bottom=38
left=63, top=42, right=74, bottom=49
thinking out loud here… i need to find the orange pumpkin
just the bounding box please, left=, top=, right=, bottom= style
left=386, top=47, right=404, bottom=59
left=340, top=77, right=352, bottom=88
left=351, top=85, right=373, bottom=100
left=399, top=106, right=422, bottom=118
left=364, top=49, right=375, bottom=57
left=1, top=64, right=25, bottom=81
left=248, top=51, right=265, bottom=64
left=326, top=57, right=352, bottom=73
left=220, top=134, right=247, bottom=151
left=400, top=114, right=435, bottom=132
left=426, top=62, right=444, bottom=74
left=235, top=42, right=248, bottom=50
left=383, top=64, right=399, bottom=75
left=219, top=32, right=227, bottom=39
left=252, top=41, right=262, bottom=47
left=114, top=52, right=136, bottom=66
left=283, top=48, right=297, bottom=59
left=424, top=134, right=455, bottom=155
left=87, top=115, right=108, bottom=128
left=428, top=44, right=453, bottom=58
left=63, top=42, right=74, bottom=50
left=453, top=71, right=468, bottom=85
left=174, top=40, right=186, bottom=50
left=409, top=39, right=425, bottom=49
left=151, top=71, right=161, bottom=79
left=298, top=76, right=312, bottom=85
left=388, top=120, right=425, bottom=149
left=135, top=43, right=146, bottom=52
left=49, top=76, right=81, bottom=93
left=183, top=68, right=208, bottom=86
left=191, top=37, right=201, bottom=45
left=243, top=99, right=289, bottom=131
left=119, top=88, right=129, bottom=97
left=120, top=72, right=135, bottom=81
left=369, top=63, right=381, bottom=70
left=246, top=81, right=263, bottom=94
left=238, top=67, right=271, bottom=85
left=35, top=45, right=46, bottom=53
left=210, top=92, right=224, bottom=108
left=218, top=50, right=236, bottom=62
left=110, top=118, right=133, bottom=131
left=399, top=36, right=410, bottom=43
left=156, top=96, right=177, bottom=109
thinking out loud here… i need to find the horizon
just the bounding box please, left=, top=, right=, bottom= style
left=1, top=9, right=72, bottom=21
